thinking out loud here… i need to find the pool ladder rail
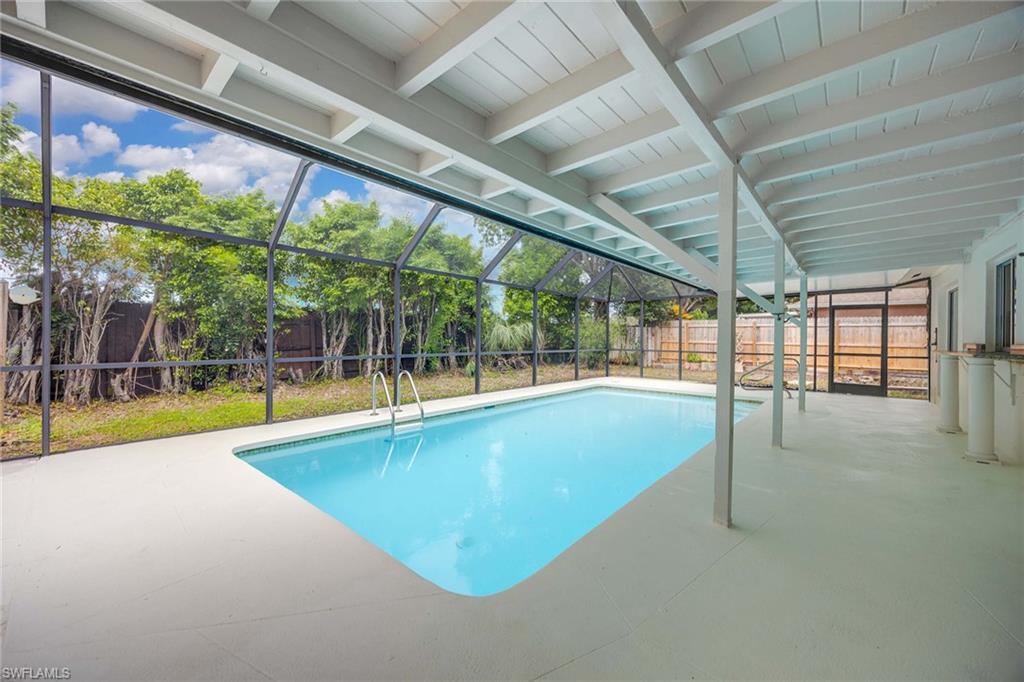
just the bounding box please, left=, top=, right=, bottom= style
left=737, top=357, right=801, bottom=399
left=370, top=370, right=425, bottom=437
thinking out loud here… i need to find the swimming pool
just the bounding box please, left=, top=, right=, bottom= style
left=239, top=387, right=756, bottom=596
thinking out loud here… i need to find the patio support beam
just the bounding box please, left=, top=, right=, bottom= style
left=799, top=273, right=807, bottom=413
left=606, top=273, right=613, bottom=377
left=593, top=1, right=798, bottom=272
left=40, top=72, right=52, bottom=456
left=474, top=282, right=482, bottom=394
left=772, top=241, right=785, bottom=448
left=396, top=0, right=532, bottom=97
left=592, top=194, right=718, bottom=290
left=532, top=289, right=539, bottom=386
left=483, top=1, right=783, bottom=144
left=713, top=164, right=737, bottom=528
left=265, top=159, right=312, bottom=423
left=574, top=298, right=580, bottom=380
left=677, top=296, right=683, bottom=381
left=639, top=298, right=645, bottom=378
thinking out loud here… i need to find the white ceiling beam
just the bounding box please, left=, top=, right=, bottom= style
left=329, top=110, right=370, bottom=144
left=479, top=178, right=514, bottom=199
left=674, top=225, right=766, bottom=248
left=547, top=110, right=676, bottom=175
left=708, top=2, right=1020, bottom=118
left=803, top=245, right=967, bottom=268
left=806, top=252, right=965, bottom=276
left=526, top=198, right=556, bottom=217
left=124, top=1, right=649, bottom=253
left=246, top=0, right=279, bottom=21
left=417, top=150, right=456, bottom=176
left=594, top=1, right=800, bottom=271
left=783, top=183, right=1024, bottom=234
left=592, top=194, right=719, bottom=290
left=485, top=52, right=634, bottom=144
left=588, top=149, right=710, bottom=195
left=622, top=176, right=719, bottom=215
left=738, top=48, right=1024, bottom=156
left=483, top=1, right=784, bottom=144
left=756, top=100, right=1023, bottom=184
left=14, top=0, right=45, bottom=28
left=396, top=0, right=533, bottom=97
left=777, top=163, right=1024, bottom=222
left=791, top=218, right=997, bottom=250
left=767, top=137, right=1024, bottom=206
left=647, top=202, right=754, bottom=230
left=795, top=229, right=985, bottom=258
left=199, top=50, right=238, bottom=96
left=800, top=234, right=982, bottom=262
left=662, top=1, right=797, bottom=59
left=789, top=203, right=1018, bottom=243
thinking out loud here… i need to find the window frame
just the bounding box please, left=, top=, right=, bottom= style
left=994, top=257, right=1016, bottom=351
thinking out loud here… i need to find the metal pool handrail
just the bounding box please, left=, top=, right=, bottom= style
left=397, top=370, right=425, bottom=426
left=738, top=357, right=801, bottom=398
left=370, top=371, right=394, bottom=418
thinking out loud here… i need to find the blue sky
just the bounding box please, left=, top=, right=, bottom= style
left=1, top=58, right=483, bottom=242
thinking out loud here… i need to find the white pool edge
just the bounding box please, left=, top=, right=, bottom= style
left=230, top=376, right=768, bottom=456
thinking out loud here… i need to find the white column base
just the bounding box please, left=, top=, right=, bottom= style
left=964, top=357, right=996, bottom=462
left=937, top=354, right=961, bottom=434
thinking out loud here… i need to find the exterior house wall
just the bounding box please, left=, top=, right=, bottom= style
left=930, top=213, right=1024, bottom=464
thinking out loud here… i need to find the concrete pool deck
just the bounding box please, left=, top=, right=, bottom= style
left=2, top=377, right=1021, bottom=680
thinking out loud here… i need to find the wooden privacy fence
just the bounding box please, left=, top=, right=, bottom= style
left=642, top=313, right=928, bottom=375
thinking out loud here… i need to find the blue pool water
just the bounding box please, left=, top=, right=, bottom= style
left=239, top=388, right=756, bottom=596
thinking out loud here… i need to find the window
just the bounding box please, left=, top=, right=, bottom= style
left=947, top=288, right=958, bottom=351
left=995, top=257, right=1016, bottom=351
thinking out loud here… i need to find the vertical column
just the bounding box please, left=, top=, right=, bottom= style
left=393, top=266, right=402, bottom=409
left=574, top=298, right=580, bottom=380
left=799, top=273, right=808, bottom=413
left=677, top=296, right=683, bottom=381
left=714, top=164, right=738, bottom=528
left=639, top=298, right=645, bottom=377
left=937, top=354, right=961, bottom=433
left=605, top=276, right=612, bottom=377
left=965, top=357, right=996, bottom=462
left=772, top=241, right=785, bottom=447
left=40, top=73, right=52, bottom=456
left=474, top=281, right=482, bottom=394
left=532, top=289, right=539, bottom=385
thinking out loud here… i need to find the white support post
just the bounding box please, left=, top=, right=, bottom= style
left=772, top=241, right=785, bottom=447
left=798, top=272, right=808, bottom=413
left=714, top=164, right=738, bottom=528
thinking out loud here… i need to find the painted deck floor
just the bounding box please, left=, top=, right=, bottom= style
left=2, top=378, right=1022, bottom=681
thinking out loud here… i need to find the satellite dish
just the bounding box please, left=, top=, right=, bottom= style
left=8, top=284, right=40, bottom=305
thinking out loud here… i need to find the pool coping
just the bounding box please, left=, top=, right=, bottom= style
left=231, top=377, right=768, bottom=457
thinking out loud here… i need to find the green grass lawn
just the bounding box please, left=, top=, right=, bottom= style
left=2, top=364, right=615, bottom=458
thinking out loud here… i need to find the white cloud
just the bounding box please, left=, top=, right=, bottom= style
left=307, top=189, right=352, bottom=216
left=170, top=120, right=214, bottom=135
left=115, top=133, right=303, bottom=205
left=364, top=182, right=432, bottom=224
left=9, top=120, right=120, bottom=173
left=81, top=122, right=120, bottom=157
left=1, top=60, right=143, bottom=122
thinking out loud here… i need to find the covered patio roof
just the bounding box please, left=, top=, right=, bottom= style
left=3, top=0, right=1021, bottom=289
